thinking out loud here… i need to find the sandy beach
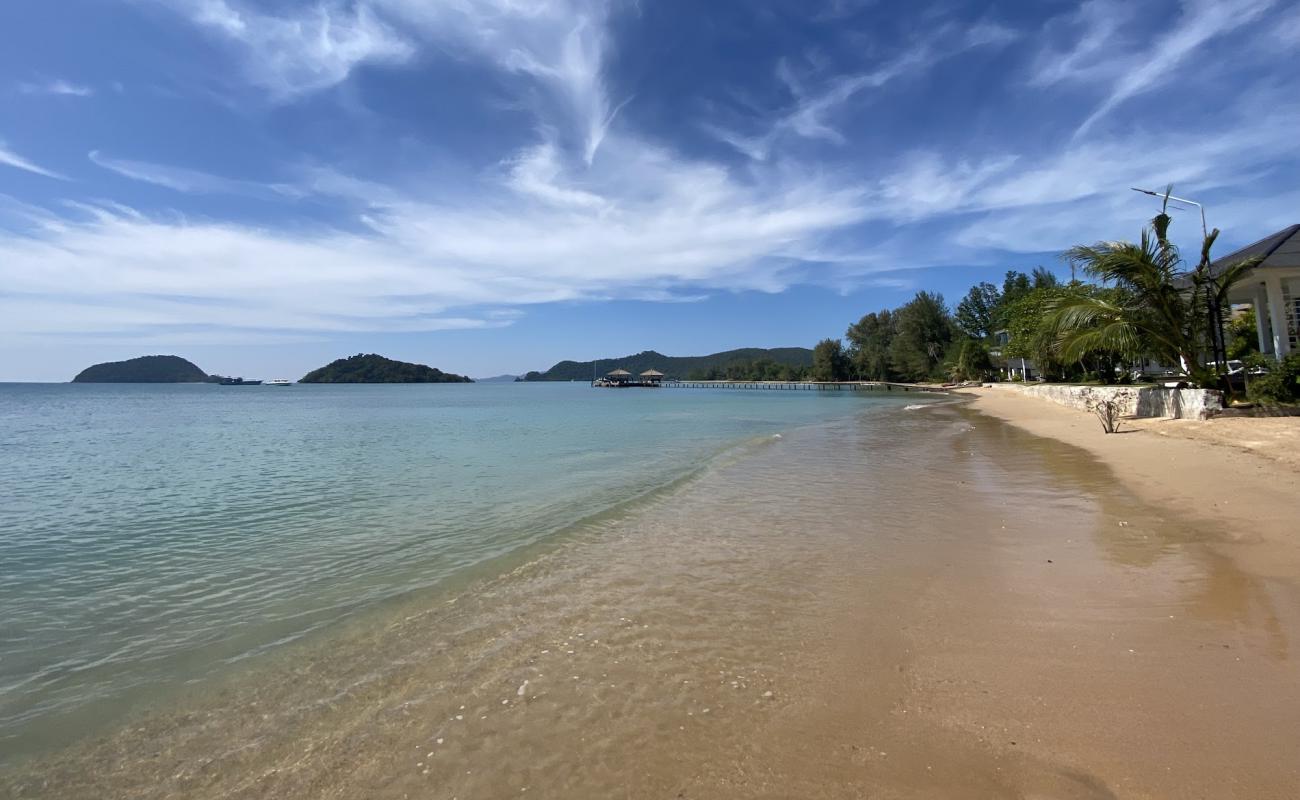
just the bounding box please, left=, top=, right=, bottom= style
left=956, top=386, right=1300, bottom=577
left=5, top=398, right=1300, bottom=799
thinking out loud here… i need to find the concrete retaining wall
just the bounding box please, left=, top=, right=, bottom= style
left=984, top=383, right=1222, bottom=420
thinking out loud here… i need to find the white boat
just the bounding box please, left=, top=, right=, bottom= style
left=267, top=378, right=292, bottom=386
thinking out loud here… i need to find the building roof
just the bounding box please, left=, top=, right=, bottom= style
left=1206, top=224, right=1300, bottom=279
left=640, top=369, right=664, bottom=377
left=607, top=368, right=631, bottom=376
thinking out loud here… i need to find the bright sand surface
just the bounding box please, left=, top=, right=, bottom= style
left=5, top=397, right=1300, bottom=798
left=958, top=385, right=1300, bottom=577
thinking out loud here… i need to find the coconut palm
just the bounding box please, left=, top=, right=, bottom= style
left=1049, top=192, right=1260, bottom=386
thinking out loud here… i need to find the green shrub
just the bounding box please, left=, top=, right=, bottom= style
left=1246, top=353, right=1300, bottom=405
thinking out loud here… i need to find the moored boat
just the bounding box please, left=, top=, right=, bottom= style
left=219, top=378, right=262, bottom=385
left=267, top=378, right=292, bottom=386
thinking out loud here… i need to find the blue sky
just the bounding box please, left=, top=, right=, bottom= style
left=2, top=0, right=1298, bottom=380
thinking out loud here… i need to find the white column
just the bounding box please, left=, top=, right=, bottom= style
left=1253, top=283, right=1272, bottom=355
left=1264, top=274, right=1290, bottom=358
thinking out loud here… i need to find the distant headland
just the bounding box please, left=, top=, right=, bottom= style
left=299, top=354, right=473, bottom=383
left=520, top=347, right=814, bottom=382
left=70, top=353, right=472, bottom=384
left=72, top=355, right=212, bottom=383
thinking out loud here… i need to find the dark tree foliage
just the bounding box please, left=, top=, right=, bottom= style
left=889, top=292, right=955, bottom=381
left=1000, top=270, right=1033, bottom=310
left=72, top=355, right=209, bottom=383
left=954, top=282, right=1000, bottom=340
left=845, top=309, right=896, bottom=380
left=299, top=354, right=473, bottom=383
left=1031, top=266, right=1059, bottom=290
left=811, top=338, right=850, bottom=381
left=685, top=358, right=809, bottom=381
left=949, top=339, right=994, bottom=382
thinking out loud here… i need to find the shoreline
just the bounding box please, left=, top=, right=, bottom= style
left=953, top=385, right=1300, bottom=577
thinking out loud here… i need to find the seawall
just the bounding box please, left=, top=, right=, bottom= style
left=980, top=382, right=1222, bottom=420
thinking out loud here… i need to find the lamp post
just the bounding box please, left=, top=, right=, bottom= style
left=1129, top=187, right=1227, bottom=378
left=1130, top=187, right=1207, bottom=240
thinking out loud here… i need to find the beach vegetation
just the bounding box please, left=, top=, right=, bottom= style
left=954, top=282, right=1000, bottom=340
left=888, top=291, right=955, bottom=381
left=1245, top=352, right=1300, bottom=405
left=1081, top=388, right=1132, bottom=434
left=811, top=338, right=851, bottom=381
left=1051, top=193, right=1261, bottom=388
left=845, top=309, right=896, bottom=380
left=947, top=339, right=994, bottom=382
left=1226, top=309, right=1260, bottom=360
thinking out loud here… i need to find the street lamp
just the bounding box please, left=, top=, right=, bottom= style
left=1129, top=187, right=1227, bottom=376
left=1130, top=187, right=1207, bottom=240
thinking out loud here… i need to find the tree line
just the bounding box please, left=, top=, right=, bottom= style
left=808, top=196, right=1291, bottom=400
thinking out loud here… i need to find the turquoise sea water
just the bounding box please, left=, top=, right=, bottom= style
left=0, top=381, right=921, bottom=758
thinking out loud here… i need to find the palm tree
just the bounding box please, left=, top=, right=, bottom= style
left=1049, top=191, right=1260, bottom=387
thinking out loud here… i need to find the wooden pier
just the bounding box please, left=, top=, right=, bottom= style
left=655, top=380, right=947, bottom=393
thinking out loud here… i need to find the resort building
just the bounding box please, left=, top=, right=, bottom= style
left=1217, top=224, right=1300, bottom=359
left=990, top=330, right=1037, bottom=381
left=593, top=368, right=665, bottom=387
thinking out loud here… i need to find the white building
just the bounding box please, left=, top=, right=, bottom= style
left=1217, top=224, right=1300, bottom=360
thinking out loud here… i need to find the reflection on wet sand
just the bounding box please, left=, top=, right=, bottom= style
left=3, top=403, right=1297, bottom=798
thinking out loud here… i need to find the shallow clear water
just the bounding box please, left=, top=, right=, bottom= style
left=0, top=381, right=922, bottom=757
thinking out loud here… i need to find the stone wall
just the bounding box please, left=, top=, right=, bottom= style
left=984, top=383, right=1223, bottom=420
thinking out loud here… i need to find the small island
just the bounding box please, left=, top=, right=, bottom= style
left=299, top=354, right=473, bottom=384
left=72, top=355, right=211, bottom=383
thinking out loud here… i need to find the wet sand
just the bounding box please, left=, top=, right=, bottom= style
left=4, top=402, right=1299, bottom=798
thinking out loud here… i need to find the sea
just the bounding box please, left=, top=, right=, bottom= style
left=0, top=381, right=932, bottom=771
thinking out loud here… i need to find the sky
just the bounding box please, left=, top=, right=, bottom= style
left=1, top=0, right=1298, bottom=381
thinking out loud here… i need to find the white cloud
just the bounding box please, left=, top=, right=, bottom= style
left=1065, top=0, right=1275, bottom=136
left=7, top=0, right=1296, bottom=350
left=18, top=78, right=94, bottom=97
left=1275, top=6, right=1300, bottom=43
left=183, top=0, right=415, bottom=98
left=0, top=142, right=67, bottom=180
left=0, top=130, right=871, bottom=339
left=88, top=150, right=297, bottom=197
left=369, top=0, right=622, bottom=164
left=1029, top=0, right=1137, bottom=88
left=710, top=22, right=1017, bottom=161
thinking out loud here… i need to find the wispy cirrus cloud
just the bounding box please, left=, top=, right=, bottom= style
left=368, top=0, right=624, bottom=164
left=180, top=0, right=415, bottom=99
left=18, top=78, right=94, bottom=97
left=1057, top=0, right=1276, bottom=136
left=0, top=128, right=871, bottom=338
left=0, top=142, right=67, bottom=180
left=4, top=0, right=1298, bottom=352
left=708, top=21, right=1018, bottom=161
left=88, top=150, right=296, bottom=197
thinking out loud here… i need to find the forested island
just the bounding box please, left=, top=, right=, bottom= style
left=521, top=348, right=814, bottom=382
left=72, top=355, right=212, bottom=383
left=299, top=354, right=473, bottom=383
